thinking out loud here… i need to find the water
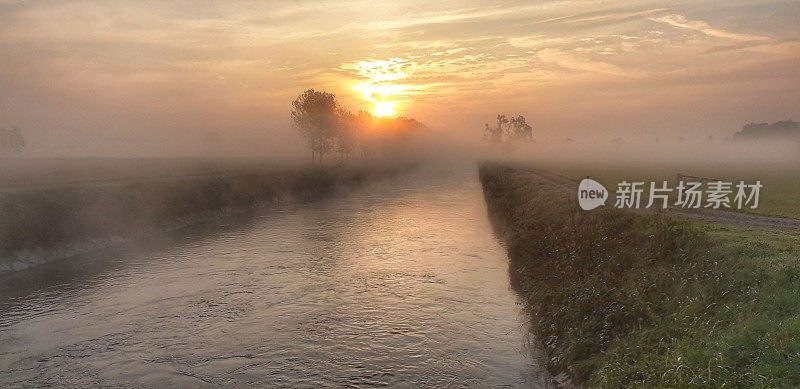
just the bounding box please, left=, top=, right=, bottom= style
left=0, top=166, right=549, bottom=387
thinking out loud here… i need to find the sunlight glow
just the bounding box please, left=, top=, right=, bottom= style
left=372, top=101, right=396, bottom=117
left=345, top=58, right=417, bottom=117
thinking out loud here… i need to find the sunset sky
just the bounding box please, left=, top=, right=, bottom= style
left=1, top=1, right=798, bottom=156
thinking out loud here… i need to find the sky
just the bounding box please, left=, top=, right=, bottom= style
left=1, top=0, right=798, bottom=156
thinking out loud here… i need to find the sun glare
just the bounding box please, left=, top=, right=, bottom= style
left=346, top=58, right=415, bottom=118
left=372, top=101, right=396, bottom=117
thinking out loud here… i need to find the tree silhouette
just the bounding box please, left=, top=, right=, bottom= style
left=356, top=110, right=378, bottom=159
left=508, top=115, right=532, bottom=141
left=733, top=119, right=799, bottom=141
left=482, top=114, right=532, bottom=148
left=335, top=107, right=358, bottom=161
left=482, top=115, right=506, bottom=147
left=291, top=89, right=338, bottom=164
left=291, top=89, right=429, bottom=163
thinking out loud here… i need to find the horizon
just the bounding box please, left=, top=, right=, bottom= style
left=1, top=1, right=799, bottom=157
left=2, top=3, right=800, bottom=386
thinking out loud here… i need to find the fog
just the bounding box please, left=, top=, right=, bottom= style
left=1, top=0, right=798, bottom=265
left=2, top=124, right=798, bottom=180
left=2, top=2, right=800, bottom=387
left=2, top=1, right=799, bottom=159
left=406, top=127, right=800, bottom=171
left=488, top=137, right=800, bottom=167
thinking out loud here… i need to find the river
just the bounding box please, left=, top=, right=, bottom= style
left=0, top=165, right=549, bottom=387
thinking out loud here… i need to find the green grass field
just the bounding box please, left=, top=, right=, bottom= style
left=595, top=222, right=800, bottom=387
left=525, top=161, right=800, bottom=220
left=480, top=163, right=800, bottom=387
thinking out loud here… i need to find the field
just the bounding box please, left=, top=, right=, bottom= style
left=0, top=157, right=307, bottom=188
left=514, top=160, right=800, bottom=220
left=480, top=163, right=800, bottom=387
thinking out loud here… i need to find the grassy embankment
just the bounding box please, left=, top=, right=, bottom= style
left=480, top=163, right=800, bottom=387
left=0, top=163, right=407, bottom=272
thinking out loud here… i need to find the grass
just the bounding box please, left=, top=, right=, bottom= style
left=480, top=163, right=800, bottom=387
left=0, top=163, right=408, bottom=271
left=521, top=160, right=800, bottom=220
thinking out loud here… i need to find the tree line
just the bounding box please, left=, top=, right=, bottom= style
left=482, top=114, right=532, bottom=149
left=291, top=89, right=425, bottom=164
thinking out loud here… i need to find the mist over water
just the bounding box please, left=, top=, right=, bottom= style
left=0, top=85, right=797, bottom=389
left=0, top=166, right=550, bottom=388
left=1, top=0, right=798, bottom=385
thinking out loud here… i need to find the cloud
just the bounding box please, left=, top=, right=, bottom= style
left=536, top=48, right=641, bottom=77
left=650, top=14, right=769, bottom=42
left=1, top=0, right=798, bottom=154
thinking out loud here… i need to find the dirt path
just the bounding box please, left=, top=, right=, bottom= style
left=518, top=167, right=800, bottom=233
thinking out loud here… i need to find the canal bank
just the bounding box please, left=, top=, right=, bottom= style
left=479, top=163, right=800, bottom=387
left=0, top=162, right=412, bottom=274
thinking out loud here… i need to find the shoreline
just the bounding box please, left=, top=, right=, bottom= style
left=0, top=162, right=413, bottom=274
left=479, top=162, right=800, bottom=387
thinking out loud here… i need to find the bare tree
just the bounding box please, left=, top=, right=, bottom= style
left=0, top=126, right=26, bottom=156
left=291, top=89, right=338, bottom=164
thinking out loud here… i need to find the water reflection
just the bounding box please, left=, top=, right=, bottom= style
left=0, top=166, right=550, bottom=387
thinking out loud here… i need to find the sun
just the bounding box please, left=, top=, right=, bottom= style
left=372, top=101, right=396, bottom=117
left=346, top=59, right=412, bottom=118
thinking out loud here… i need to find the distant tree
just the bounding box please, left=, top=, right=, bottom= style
left=0, top=126, right=26, bottom=156
left=291, top=89, right=338, bottom=164
left=356, top=110, right=378, bottom=159
left=507, top=115, right=532, bottom=141
left=290, top=90, right=431, bottom=162
left=482, top=114, right=505, bottom=147
left=483, top=123, right=493, bottom=141
left=334, top=107, right=358, bottom=161
left=482, top=114, right=532, bottom=148
left=733, top=119, right=799, bottom=141
left=379, top=116, right=427, bottom=157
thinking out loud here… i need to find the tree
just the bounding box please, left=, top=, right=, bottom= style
left=356, top=110, right=378, bottom=159
left=0, top=126, right=26, bottom=156
left=508, top=115, right=532, bottom=141
left=334, top=107, right=358, bottom=161
left=290, top=90, right=430, bottom=162
left=378, top=116, right=426, bottom=157
left=733, top=119, right=799, bottom=141
left=482, top=114, right=533, bottom=148
left=482, top=115, right=506, bottom=147
left=291, top=89, right=338, bottom=164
